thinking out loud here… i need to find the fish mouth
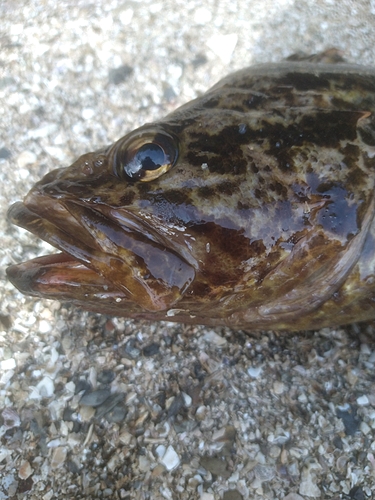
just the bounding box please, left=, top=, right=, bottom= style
left=6, top=193, right=195, bottom=312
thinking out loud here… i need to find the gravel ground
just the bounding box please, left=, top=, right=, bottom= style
left=1, top=1, right=375, bottom=499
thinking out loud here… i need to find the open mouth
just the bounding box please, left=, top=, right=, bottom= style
left=6, top=194, right=195, bottom=312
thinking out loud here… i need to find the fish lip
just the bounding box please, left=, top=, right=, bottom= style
left=8, top=195, right=197, bottom=270
left=7, top=199, right=97, bottom=267
left=7, top=194, right=196, bottom=311
left=7, top=199, right=112, bottom=295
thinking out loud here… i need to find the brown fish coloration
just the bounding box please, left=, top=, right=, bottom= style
left=6, top=52, right=375, bottom=330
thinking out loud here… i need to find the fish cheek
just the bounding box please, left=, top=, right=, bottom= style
left=103, top=248, right=195, bottom=312
left=188, top=222, right=265, bottom=292
left=63, top=200, right=196, bottom=312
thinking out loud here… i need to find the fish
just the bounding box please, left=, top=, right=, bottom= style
left=6, top=50, right=375, bottom=331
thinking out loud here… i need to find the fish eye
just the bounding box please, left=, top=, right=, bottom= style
left=112, top=128, right=178, bottom=182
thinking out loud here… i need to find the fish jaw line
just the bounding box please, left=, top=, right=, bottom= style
left=7, top=193, right=196, bottom=312
left=5, top=252, right=128, bottom=304
left=6, top=199, right=119, bottom=300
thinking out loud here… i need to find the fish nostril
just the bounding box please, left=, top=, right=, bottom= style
left=82, top=162, right=93, bottom=176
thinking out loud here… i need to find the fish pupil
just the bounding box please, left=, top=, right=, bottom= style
left=135, top=143, right=166, bottom=171
left=123, top=143, right=168, bottom=179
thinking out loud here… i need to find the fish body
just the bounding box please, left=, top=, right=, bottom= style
left=7, top=53, right=375, bottom=330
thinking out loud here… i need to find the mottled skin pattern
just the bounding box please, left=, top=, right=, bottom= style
left=7, top=53, right=375, bottom=330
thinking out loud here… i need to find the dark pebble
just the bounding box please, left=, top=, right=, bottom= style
left=0, top=313, right=11, bottom=329
left=142, top=343, right=160, bottom=357
left=167, top=393, right=185, bottom=418
left=223, top=491, right=243, bottom=500
left=66, top=459, right=81, bottom=474
left=80, top=389, right=111, bottom=407
left=336, top=406, right=361, bottom=436
left=108, top=64, right=133, bottom=85
left=163, top=335, right=173, bottom=347
left=155, top=391, right=166, bottom=409
left=17, top=477, right=33, bottom=494
left=72, top=420, right=81, bottom=433
left=105, top=405, right=127, bottom=423
left=192, top=53, right=208, bottom=67
left=349, top=486, right=365, bottom=500
left=63, top=407, right=75, bottom=422
left=199, top=456, right=231, bottom=479
left=75, top=379, right=92, bottom=394
left=121, top=338, right=141, bottom=359
left=97, top=370, right=115, bottom=384
left=163, top=85, right=177, bottom=102
left=0, top=147, right=11, bottom=160
left=95, top=393, right=125, bottom=419
left=332, top=435, right=343, bottom=450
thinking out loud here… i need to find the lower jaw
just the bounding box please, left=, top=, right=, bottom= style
left=6, top=253, right=122, bottom=299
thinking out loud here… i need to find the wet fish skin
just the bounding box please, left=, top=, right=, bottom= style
left=6, top=53, right=375, bottom=330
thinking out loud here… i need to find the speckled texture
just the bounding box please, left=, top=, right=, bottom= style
left=1, top=1, right=375, bottom=499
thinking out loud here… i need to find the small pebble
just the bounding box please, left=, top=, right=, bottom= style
left=0, top=146, right=11, bottom=159
left=80, top=389, right=111, bottom=407
left=16, top=150, right=37, bottom=168
left=337, top=406, right=361, bottom=436
left=121, top=339, right=141, bottom=359
left=38, top=320, right=52, bottom=333
left=97, top=370, right=115, bottom=384
left=118, top=8, right=134, bottom=25
left=27, top=123, right=58, bottom=139
left=349, top=486, right=366, bottom=500
left=357, top=395, right=369, bottom=406
left=360, top=421, right=371, bottom=435
left=81, top=108, right=95, bottom=120
left=142, top=342, right=160, bottom=356
left=65, top=381, right=75, bottom=394
left=203, top=330, right=227, bottom=346
left=36, top=376, right=55, bottom=398
left=223, top=491, right=243, bottom=500
left=248, top=366, right=262, bottom=378
left=160, top=445, right=180, bottom=471
left=18, top=460, right=33, bottom=480
left=108, top=64, right=133, bottom=84
left=151, top=464, right=165, bottom=477
left=269, top=445, right=281, bottom=458
left=44, top=146, right=66, bottom=161
left=51, top=447, right=67, bottom=469
left=105, top=404, right=126, bottom=423
left=299, top=462, right=321, bottom=497
left=79, top=405, right=96, bottom=421
left=201, top=494, right=215, bottom=500
left=155, top=445, right=166, bottom=458
left=182, top=392, right=192, bottom=407
left=206, top=33, right=238, bottom=63
left=0, top=358, right=16, bottom=370
left=284, top=494, right=304, bottom=500
left=138, top=456, right=150, bottom=472
left=200, top=456, right=231, bottom=478
left=254, top=464, right=275, bottom=482
left=193, top=6, right=212, bottom=24
left=273, top=381, right=285, bottom=394
left=2, top=408, right=21, bottom=429
left=75, top=379, right=91, bottom=394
